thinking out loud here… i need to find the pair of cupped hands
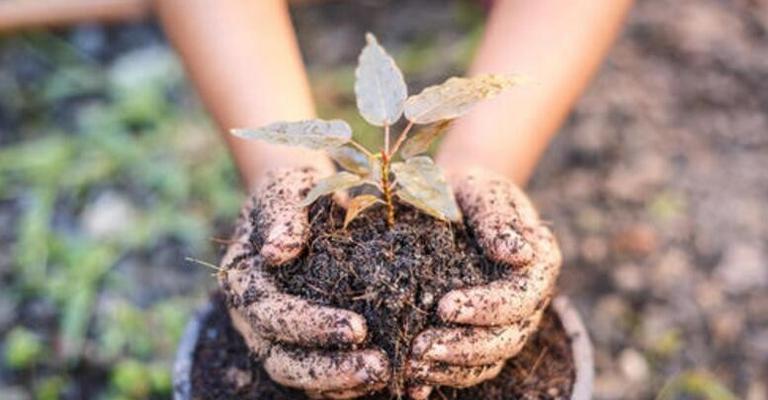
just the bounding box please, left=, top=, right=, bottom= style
left=220, top=166, right=561, bottom=399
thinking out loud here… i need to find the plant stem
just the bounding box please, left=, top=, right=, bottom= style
left=384, top=124, right=391, bottom=156
left=349, top=139, right=375, bottom=158
left=389, top=120, right=415, bottom=158
left=380, top=150, right=395, bottom=227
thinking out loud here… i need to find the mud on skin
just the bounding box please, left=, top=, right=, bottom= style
left=221, top=170, right=560, bottom=396
left=192, top=295, right=574, bottom=399
left=264, top=196, right=509, bottom=395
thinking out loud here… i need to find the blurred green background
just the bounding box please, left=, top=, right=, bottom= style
left=1, top=0, right=767, bottom=399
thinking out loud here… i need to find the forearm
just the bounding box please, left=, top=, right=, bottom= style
left=437, top=0, right=633, bottom=185
left=156, top=0, right=333, bottom=190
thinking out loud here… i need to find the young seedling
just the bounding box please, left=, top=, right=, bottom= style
left=232, top=33, right=525, bottom=228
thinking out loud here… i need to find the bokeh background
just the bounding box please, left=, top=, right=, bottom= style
left=0, top=0, right=766, bottom=399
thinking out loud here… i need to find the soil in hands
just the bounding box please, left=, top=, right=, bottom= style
left=265, top=196, right=505, bottom=395
left=191, top=294, right=575, bottom=399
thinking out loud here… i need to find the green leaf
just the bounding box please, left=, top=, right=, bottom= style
left=4, top=327, right=44, bottom=370
left=112, top=359, right=151, bottom=398
left=354, top=33, right=408, bottom=126
left=404, top=74, right=526, bottom=124
left=328, top=146, right=371, bottom=176
left=344, top=195, right=383, bottom=228
left=392, top=157, right=461, bottom=221
left=400, top=120, right=452, bottom=159
left=231, top=119, right=352, bottom=150
left=300, top=172, right=363, bottom=206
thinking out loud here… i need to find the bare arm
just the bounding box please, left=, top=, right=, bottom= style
left=155, top=0, right=333, bottom=191
left=409, top=2, right=633, bottom=395
left=437, top=0, right=633, bottom=185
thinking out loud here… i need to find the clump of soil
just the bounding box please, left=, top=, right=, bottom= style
left=256, top=196, right=506, bottom=393
left=191, top=294, right=574, bottom=399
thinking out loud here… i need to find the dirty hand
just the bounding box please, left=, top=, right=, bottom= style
left=406, top=169, right=562, bottom=399
left=221, top=167, right=391, bottom=399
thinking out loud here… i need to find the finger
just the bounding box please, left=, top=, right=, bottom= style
left=229, top=307, right=270, bottom=357
left=255, top=167, right=319, bottom=265
left=264, top=347, right=391, bottom=392
left=454, top=170, right=542, bottom=267
left=408, top=360, right=504, bottom=388
left=219, top=196, right=259, bottom=269
left=307, top=381, right=388, bottom=399
left=224, top=264, right=368, bottom=346
left=407, top=385, right=433, bottom=400
left=412, top=310, right=543, bottom=366
left=438, top=225, right=561, bottom=325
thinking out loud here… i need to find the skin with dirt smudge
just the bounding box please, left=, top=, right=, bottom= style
left=406, top=168, right=561, bottom=398
left=219, top=168, right=391, bottom=399
left=221, top=167, right=560, bottom=399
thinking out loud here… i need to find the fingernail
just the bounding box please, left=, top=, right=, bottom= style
left=408, top=385, right=433, bottom=400
left=337, top=314, right=367, bottom=344
left=266, top=223, right=289, bottom=243
left=261, top=240, right=301, bottom=266
left=357, top=351, right=389, bottom=383
left=494, top=228, right=534, bottom=267
left=424, top=343, right=448, bottom=360
left=438, top=291, right=474, bottom=323
left=411, top=335, right=430, bottom=358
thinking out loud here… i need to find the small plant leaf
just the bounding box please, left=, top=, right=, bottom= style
left=232, top=119, right=352, bottom=150
left=328, top=146, right=371, bottom=176
left=300, top=172, right=362, bottom=206
left=344, top=195, right=383, bottom=228
left=403, top=74, right=526, bottom=124
left=400, top=120, right=453, bottom=159
left=354, top=33, right=408, bottom=126
left=396, top=190, right=446, bottom=221
left=391, top=157, right=461, bottom=221
left=367, top=155, right=382, bottom=185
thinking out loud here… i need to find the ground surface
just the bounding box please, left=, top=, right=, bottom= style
left=0, top=0, right=766, bottom=399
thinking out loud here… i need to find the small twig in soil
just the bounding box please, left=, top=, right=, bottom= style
left=185, top=256, right=222, bottom=271
left=209, top=236, right=235, bottom=245
left=304, top=282, right=331, bottom=297
left=524, top=346, right=549, bottom=383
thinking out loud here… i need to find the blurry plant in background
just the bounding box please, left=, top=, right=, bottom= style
left=0, top=31, right=241, bottom=398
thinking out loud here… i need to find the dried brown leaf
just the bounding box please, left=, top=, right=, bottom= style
left=299, top=172, right=362, bottom=206
left=403, top=74, right=526, bottom=124
left=391, top=157, right=461, bottom=221
left=354, top=33, right=408, bottom=126
left=231, top=119, right=351, bottom=150
left=400, top=120, right=453, bottom=159
left=344, top=195, right=383, bottom=228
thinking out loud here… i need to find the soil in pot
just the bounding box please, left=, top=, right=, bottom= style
left=191, top=294, right=574, bottom=399
left=218, top=196, right=565, bottom=398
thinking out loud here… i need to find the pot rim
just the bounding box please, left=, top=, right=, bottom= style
left=552, top=296, right=594, bottom=400
left=172, top=295, right=593, bottom=399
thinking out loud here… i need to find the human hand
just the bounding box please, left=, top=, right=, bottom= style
left=220, top=167, right=391, bottom=399
left=406, top=168, right=562, bottom=399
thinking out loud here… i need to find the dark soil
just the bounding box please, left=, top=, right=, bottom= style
left=191, top=294, right=574, bottom=400
left=257, top=197, right=507, bottom=394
